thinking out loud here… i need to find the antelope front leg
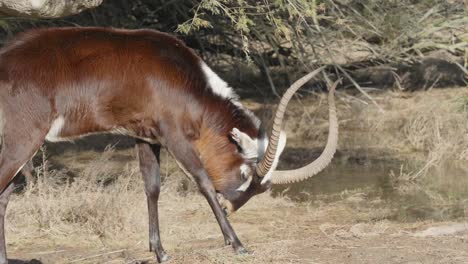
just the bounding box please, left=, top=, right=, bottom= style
left=0, top=183, right=15, bottom=264
left=197, top=171, right=247, bottom=253
left=136, top=141, right=170, bottom=263
left=168, top=142, right=246, bottom=254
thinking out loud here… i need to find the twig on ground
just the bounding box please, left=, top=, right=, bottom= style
left=69, top=249, right=126, bottom=263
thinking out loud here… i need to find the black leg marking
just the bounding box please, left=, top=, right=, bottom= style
left=167, top=139, right=247, bottom=254
left=137, top=140, right=170, bottom=263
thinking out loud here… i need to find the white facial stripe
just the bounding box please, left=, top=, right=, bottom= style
left=231, top=128, right=285, bottom=189
left=45, top=116, right=65, bottom=142
left=231, top=128, right=258, bottom=160
left=236, top=164, right=253, bottom=192
left=261, top=130, right=287, bottom=185
left=200, top=62, right=237, bottom=100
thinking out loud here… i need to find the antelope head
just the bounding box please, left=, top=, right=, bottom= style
left=217, top=67, right=339, bottom=214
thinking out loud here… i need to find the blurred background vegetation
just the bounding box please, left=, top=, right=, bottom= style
left=0, top=0, right=466, bottom=96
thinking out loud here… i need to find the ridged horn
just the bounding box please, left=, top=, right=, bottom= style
left=255, top=66, right=326, bottom=177
left=270, top=80, right=339, bottom=184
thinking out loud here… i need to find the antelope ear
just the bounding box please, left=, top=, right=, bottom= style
left=230, top=128, right=258, bottom=160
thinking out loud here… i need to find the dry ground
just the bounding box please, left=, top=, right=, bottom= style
left=8, top=188, right=468, bottom=264
left=4, top=87, right=468, bottom=263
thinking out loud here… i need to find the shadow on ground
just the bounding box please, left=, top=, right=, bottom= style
left=9, top=259, right=42, bottom=264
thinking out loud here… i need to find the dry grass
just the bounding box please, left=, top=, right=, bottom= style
left=366, top=88, right=468, bottom=191
left=372, top=89, right=467, bottom=160
left=283, top=87, right=468, bottom=161
left=7, top=149, right=147, bottom=249
left=2, top=87, right=468, bottom=263
left=6, top=147, right=298, bottom=262
left=6, top=167, right=468, bottom=263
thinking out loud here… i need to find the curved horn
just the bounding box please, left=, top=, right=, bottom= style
left=270, top=80, right=339, bottom=184
left=256, top=66, right=326, bottom=177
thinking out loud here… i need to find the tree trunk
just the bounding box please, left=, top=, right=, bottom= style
left=0, top=0, right=103, bottom=18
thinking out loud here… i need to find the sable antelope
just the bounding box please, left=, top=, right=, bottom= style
left=0, top=27, right=338, bottom=263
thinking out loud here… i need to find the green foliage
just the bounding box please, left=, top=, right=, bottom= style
left=174, top=0, right=325, bottom=59
left=169, top=0, right=465, bottom=70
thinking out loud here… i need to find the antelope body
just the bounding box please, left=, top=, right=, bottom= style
left=0, top=27, right=338, bottom=263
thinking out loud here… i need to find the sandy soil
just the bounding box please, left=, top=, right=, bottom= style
left=8, top=195, right=468, bottom=264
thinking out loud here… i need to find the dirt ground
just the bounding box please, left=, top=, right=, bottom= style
left=4, top=87, right=468, bottom=264
left=8, top=195, right=468, bottom=264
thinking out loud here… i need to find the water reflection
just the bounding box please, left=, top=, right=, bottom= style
left=272, top=147, right=468, bottom=222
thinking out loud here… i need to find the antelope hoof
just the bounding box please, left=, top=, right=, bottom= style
left=234, top=246, right=249, bottom=255
left=156, top=251, right=171, bottom=263
left=224, top=238, right=231, bottom=245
